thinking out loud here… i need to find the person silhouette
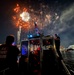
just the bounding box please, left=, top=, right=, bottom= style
left=0, top=35, right=20, bottom=75
left=54, top=34, right=63, bottom=60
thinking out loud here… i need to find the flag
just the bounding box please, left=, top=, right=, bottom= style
left=34, top=22, right=40, bottom=36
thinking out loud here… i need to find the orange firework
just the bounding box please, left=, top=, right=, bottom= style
left=13, top=3, right=52, bottom=32
left=14, top=4, right=20, bottom=13
left=13, top=4, right=32, bottom=31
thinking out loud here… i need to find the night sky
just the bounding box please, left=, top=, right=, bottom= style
left=0, top=0, right=74, bottom=48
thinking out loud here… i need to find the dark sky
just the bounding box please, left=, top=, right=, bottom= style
left=0, top=0, right=74, bottom=48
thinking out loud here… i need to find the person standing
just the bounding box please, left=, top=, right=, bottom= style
left=54, top=34, right=63, bottom=60
left=0, top=35, right=20, bottom=75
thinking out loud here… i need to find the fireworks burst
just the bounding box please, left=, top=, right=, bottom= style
left=13, top=4, right=31, bottom=31
left=13, top=3, right=59, bottom=33
left=20, top=12, right=30, bottom=22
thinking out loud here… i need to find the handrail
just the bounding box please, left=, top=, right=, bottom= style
left=61, top=60, right=71, bottom=75
left=0, top=67, right=9, bottom=75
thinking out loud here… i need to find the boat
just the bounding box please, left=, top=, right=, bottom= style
left=19, top=34, right=72, bottom=75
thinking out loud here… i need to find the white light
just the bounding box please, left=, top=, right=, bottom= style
left=20, top=12, right=30, bottom=22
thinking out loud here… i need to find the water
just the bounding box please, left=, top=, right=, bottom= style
left=61, top=50, right=74, bottom=72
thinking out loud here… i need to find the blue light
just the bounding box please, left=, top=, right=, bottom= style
left=29, top=34, right=33, bottom=37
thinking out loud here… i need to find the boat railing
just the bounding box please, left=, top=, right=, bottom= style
left=0, top=67, right=9, bottom=75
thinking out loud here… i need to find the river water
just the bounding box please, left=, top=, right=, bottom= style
left=61, top=50, right=74, bottom=72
